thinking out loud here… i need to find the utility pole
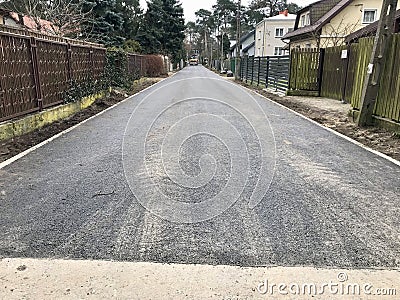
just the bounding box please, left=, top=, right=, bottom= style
left=357, top=0, right=398, bottom=126
left=235, top=0, right=241, bottom=80
left=221, top=24, right=224, bottom=72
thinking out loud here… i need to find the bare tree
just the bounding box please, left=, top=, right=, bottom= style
left=1, top=0, right=93, bottom=37
left=319, top=18, right=359, bottom=48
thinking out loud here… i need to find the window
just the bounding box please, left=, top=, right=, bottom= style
left=275, top=27, right=284, bottom=37
left=258, top=30, right=262, bottom=40
left=300, top=15, right=305, bottom=27
left=300, top=13, right=310, bottom=27
left=305, top=13, right=310, bottom=25
left=363, top=9, right=377, bottom=23
left=274, top=47, right=284, bottom=56
left=305, top=43, right=312, bottom=48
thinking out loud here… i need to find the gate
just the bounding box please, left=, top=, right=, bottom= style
left=289, top=49, right=321, bottom=92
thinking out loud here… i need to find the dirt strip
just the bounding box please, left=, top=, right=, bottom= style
left=236, top=80, right=400, bottom=162
left=0, top=78, right=163, bottom=164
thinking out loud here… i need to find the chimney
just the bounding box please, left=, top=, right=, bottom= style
left=280, top=9, right=289, bottom=16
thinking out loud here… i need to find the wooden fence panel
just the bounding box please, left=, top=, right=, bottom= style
left=375, top=34, right=400, bottom=122
left=258, top=57, right=268, bottom=86
left=70, top=45, right=92, bottom=82
left=37, top=40, right=69, bottom=108
left=345, top=37, right=374, bottom=109
left=127, top=54, right=145, bottom=79
left=0, top=33, right=38, bottom=121
left=289, top=49, right=320, bottom=91
left=246, top=56, right=254, bottom=82
left=320, top=45, right=347, bottom=99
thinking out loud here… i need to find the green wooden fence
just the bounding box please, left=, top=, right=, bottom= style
left=320, top=45, right=347, bottom=99
left=344, top=38, right=374, bottom=109
left=289, top=49, right=321, bottom=91
left=375, top=34, right=400, bottom=122
left=289, top=34, right=400, bottom=123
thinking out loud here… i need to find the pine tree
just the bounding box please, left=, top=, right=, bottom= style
left=136, top=0, right=163, bottom=54
left=81, top=0, right=125, bottom=46
left=116, top=0, right=142, bottom=41
left=137, top=0, right=185, bottom=63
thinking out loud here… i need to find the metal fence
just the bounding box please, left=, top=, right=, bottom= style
left=239, top=55, right=290, bottom=93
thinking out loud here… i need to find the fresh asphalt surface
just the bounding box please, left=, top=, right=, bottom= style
left=0, top=66, right=399, bottom=269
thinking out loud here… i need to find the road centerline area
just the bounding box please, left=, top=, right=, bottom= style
left=1, top=66, right=399, bottom=299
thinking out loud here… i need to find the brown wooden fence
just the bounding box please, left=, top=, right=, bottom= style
left=0, top=27, right=166, bottom=122
left=0, top=30, right=106, bottom=122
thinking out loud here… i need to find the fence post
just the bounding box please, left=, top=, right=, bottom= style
left=257, top=57, right=261, bottom=86
left=288, top=50, right=294, bottom=90
left=341, top=45, right=351, bottom=103
left=317, top=48, right=325, bottom=96
left=265, top=56, right=270, bottom=89
left=66, top=43, right=72, bottom=82
left=245, top=57, right=248, bottom=83
left=89, top=46, right=94, bottom=78
left=29, top=37, right=43, bottom=110
left=251, top=57, right=254, bottom=85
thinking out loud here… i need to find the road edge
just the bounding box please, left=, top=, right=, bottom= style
left=228, top=78, right=400, bottom=168
left=0, top=73, right=177, bottom=170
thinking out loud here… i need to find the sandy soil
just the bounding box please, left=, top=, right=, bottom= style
left=1, top=258, right=399, bottom=300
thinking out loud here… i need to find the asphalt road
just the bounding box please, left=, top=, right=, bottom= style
left=0, top=66, right=399, bottom=269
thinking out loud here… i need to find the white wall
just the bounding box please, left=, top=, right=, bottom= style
left=255, top=15, right=295, bottom=57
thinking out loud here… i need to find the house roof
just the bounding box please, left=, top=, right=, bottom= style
left=230, top=30, right=255, bottom=51
left=268, top=13, right=297, bottom=20
left=283, top=0, right=351, bottom=40
left=255, top=13, right=296, bottom=28
left=345, top=9, right=400, bottom=43
left=7, top=12, right=56, bottom=34
left=242, top=41, right=255, bottom=53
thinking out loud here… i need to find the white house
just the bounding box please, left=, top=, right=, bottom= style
left=230, top=30, right=255, bottom=57
left=255, top=11, right=296, bottom=56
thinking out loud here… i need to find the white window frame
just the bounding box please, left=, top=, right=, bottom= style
left=305, top=13, right=310, bottom=25
left=275, top=27, right=284, bottom=37
left=300, top=15, right=305, bottom=27
left=362, top=9, right=377, bottom=24
left=274, top=47, right=284, bottom=56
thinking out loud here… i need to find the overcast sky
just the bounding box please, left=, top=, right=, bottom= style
left=139, top=0, right=317, bottom=22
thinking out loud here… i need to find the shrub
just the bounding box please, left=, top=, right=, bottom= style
left=145, top=55, right=165, bottom=77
